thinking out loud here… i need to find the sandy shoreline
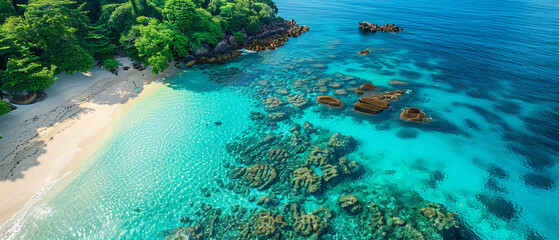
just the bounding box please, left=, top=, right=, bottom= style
left=0, top=58, right=178, bottom=229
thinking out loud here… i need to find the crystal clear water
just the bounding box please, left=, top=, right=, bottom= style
left=2, top=0, right=558, bottom=239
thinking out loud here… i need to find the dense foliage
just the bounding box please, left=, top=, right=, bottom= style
left=103, top=59, right=120, bottom=70
left=0, top=0, right=280, bottom=92
left=0, top=99, right=10, bottom=115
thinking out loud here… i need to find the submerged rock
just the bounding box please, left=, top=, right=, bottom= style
left=316, top=96, right=343, bottom=108
left=360, top=83, right=377, bottom=90
left=377, top=90, right=405, bottom=101
left=389, top=80, right=408, bottom=85
left=287, top=93, right=310, bottom=108
left=268, top=112, right=288, bottom=122
left=359, top=22, right=403, bottom=32
left=400, top=107, right=431, bottom=123
left=358, top=49, right=370, bottom=56
left=263, top=97, right=284, bottom=111
left=333, top=89, right=348, bottom=95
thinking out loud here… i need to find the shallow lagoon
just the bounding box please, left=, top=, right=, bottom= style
left=3, top=0, right=558, bottom=239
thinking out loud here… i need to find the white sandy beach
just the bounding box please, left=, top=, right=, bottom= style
left=0, top=58, right=178, bottom=228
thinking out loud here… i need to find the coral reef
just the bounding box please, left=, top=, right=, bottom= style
left=240, top=164, right=277, bottom=190
left=169, top=116, right=478, bottom=240
left=164, top=226, right=204, bottom=240
left=420, top=202, right=460, bottom=230
left=253, top=211, right=288, bottom=239
left=337, top=195, right=362, bottom=215
left=292, top=167, right=321, bottom=194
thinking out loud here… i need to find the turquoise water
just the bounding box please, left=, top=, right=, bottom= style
left=2, top=0, right=558, bottom=239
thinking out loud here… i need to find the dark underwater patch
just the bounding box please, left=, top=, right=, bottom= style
left=399, top=69, right=422, bottom=80
left=476, top=194, right=518, bottom=220
left=484, top=178, right=509, bottom=193
left=464, top=119, right=480, bottom=131
left=396, top=128, right=418, bottom=139
left=427, top=169, right=447, bottom=188
left=494, top=100, right=522, bottom=115
left=488, top=164, right=509, bottom=179
left=523, top=172, right=556, bottom=190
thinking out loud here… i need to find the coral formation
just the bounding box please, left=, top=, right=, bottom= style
left=420, top=202, right=460, bottom=230
left=292, top=167, right=321, bottom=194
left=253, top=211, right=288, bottom=239
left=240, top=164, right=277, bottom=190
left=337, top=195, right=363, bottom=215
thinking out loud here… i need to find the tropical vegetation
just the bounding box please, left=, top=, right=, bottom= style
left=0, top=0, right=280, bottom=95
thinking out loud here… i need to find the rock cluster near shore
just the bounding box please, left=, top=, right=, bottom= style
left=181, top=20, right=309, bottom=68
left=359, top=22, right=403, bottom=33
left=243, top=20, right=310, bottom=52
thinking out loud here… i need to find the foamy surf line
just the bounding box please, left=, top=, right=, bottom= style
left=0, top=171, right=73, bottom=239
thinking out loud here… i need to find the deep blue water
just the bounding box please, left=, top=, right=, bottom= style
left=1, top=0, right=558, bottom=239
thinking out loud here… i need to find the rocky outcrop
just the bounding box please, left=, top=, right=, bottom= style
left=132, top=62, right=146, bottom=71
left=244, top=20, right=310, bottom=52
left=360, top=83, right=377, bottom=90
left=359, top=22, right=403, bottom=33
left=180, top=20, right=309, bottom=68
left=377, top=90, right=404, bottom=101
left=10, top=91, right=36, bottom=105
left=358, top=50, right=370, bottom=56
left=353, top=97, right=389, bottom=114
left=353, top=90, right=405, bottom=114
left=400, top=107, right=430, bottom=123
left=316, top=96, right=343, bottom=108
